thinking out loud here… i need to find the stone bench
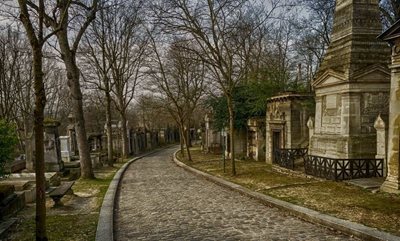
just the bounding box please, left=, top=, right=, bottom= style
left=48, top=181, right=75, bottom=207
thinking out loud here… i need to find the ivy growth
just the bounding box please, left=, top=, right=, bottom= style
left=0, top=119, right=18, bottom=178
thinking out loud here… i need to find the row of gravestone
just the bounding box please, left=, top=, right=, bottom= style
left=23, top=120, right=180, bottom=175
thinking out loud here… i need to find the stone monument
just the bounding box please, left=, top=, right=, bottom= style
left=247, top=117, right=265, bottom=161
left=44, top=120, right=64, bottom=172
left=59, top=136, right=71, bottom=163
left=377, top=20, right=400, bottom=193
left=309, top=0, right=391, bottom=160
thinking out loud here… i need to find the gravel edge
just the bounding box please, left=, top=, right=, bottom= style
left=172, top=150, right=400, bottom=241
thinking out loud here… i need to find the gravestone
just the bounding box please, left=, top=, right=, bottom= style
left=309, top=0, right=391, bottom=160
left=44, top=121, right=64, bottom=172
left=67, top=114, right=78, bottom=156
left=59, top=136, right=71, bottom=163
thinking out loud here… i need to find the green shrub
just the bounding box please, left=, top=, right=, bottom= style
left=0, top=119, right=18, bottom=178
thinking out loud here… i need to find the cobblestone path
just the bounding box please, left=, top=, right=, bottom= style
left=114, top=147, right=357, bottom=241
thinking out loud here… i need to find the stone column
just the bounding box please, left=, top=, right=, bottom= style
left=25, top=132, right=35, bottom=172
left=307, top=117, right=314, bottom=148
left=381, top=43, right=400, bottom=193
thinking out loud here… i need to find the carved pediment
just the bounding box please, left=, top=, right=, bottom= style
left=351, top=64, right=390, bottom=83
left=313, top=69, right=346, bottom=88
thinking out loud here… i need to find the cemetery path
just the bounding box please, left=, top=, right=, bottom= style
left=114, top=147, right=357, bottom=241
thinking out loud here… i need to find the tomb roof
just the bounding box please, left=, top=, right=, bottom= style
left=313, top=0, right=390, bottom=88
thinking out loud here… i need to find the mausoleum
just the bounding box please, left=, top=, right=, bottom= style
left=265, top=93, right=314, bottom=169
left=307, top=0, right=391, bottom=180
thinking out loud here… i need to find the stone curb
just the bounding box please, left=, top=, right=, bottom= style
left=173, top=150, right=400, bottom=241
left=95, top=146, right=175, bottom=241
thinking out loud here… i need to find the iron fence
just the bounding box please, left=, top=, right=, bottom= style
left=304, top=155, right=384, bottom=180
left=273, top=148, right=308, bottom=170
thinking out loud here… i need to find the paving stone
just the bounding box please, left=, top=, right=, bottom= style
left=114, top=148, right=358, bottom=241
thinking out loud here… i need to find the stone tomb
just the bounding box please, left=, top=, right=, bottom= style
left=43, top=121, right=64, bottom=172
left=247, top=117, right=265, bottom=161
left=307, top=0, right=390, bottom=180
left=265, top=93, right=314, bottom=168
left=203, top=113, right=223, bottom=154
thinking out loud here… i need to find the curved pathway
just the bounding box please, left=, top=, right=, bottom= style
left=114, top=147, right=356, bottom=241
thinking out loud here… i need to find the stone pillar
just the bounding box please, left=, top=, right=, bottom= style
left=374, top=115, right=386, bottom=176
left=307, top=117, right=314, bottom=148
left=25, top=132, right=35, bottom=172
left=381, top=43, right=400, bottom=193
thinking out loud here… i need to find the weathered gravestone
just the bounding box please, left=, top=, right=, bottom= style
left=44, top=121, right=64, bottom=172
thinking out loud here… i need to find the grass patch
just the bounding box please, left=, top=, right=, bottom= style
left=8, top=159, right=130, bottom=241
left=178, top=148, right=400, bottom=236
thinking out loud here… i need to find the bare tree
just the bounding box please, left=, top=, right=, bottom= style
left=21, top=0, right=101, bottom=179
left=380, top=0, right=400, bottom=27
left=15, top=1, right=67, bottom=239
left=81, top=5, right=115, bottom=166
left=149, top=37, right=206, bottom=161
left=104, top=1, right=148, bottom=158
left=154, top=0, right=275, bottom=175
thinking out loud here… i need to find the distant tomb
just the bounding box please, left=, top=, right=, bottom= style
left=247, top=117, right=265, bottom=161
left=203, top=113, right=223, bottom=154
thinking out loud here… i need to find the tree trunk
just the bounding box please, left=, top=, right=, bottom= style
left=184, top=125, right=192, bottom=162
left=186, top=119, right=192, bottom=148
left=179, top=126, right=185, bottom=158
left=32, top=49, right=48, bottom=241
left=58, top=31, right=94, bottom=179
left=120, top=111, right=129, bottom=158
left=105, top=91, right=113, bottom=166
left=227, top=97, right=236, bottom=176
left=180, top=122, right=192, bottom=162
left=69, top=64, right=94, bottom=179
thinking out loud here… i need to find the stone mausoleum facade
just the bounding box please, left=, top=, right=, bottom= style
left=309, top=0, right=391, bottom=159
left=265, top=93, right=314, bottom=165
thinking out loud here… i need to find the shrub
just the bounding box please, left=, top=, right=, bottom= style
left=0, top=119, right=18, bottom=178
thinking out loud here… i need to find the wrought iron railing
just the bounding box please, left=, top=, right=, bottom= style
left=273, top=148, right=308, bottom=170
left=304, top=155, right=384, bottom=180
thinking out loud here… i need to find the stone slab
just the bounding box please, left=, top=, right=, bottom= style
left=0, top=180, right=32, bottom=191
left=346, top=178, right=385, bottom=190
left=64, top=161, right=80, bottom=168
